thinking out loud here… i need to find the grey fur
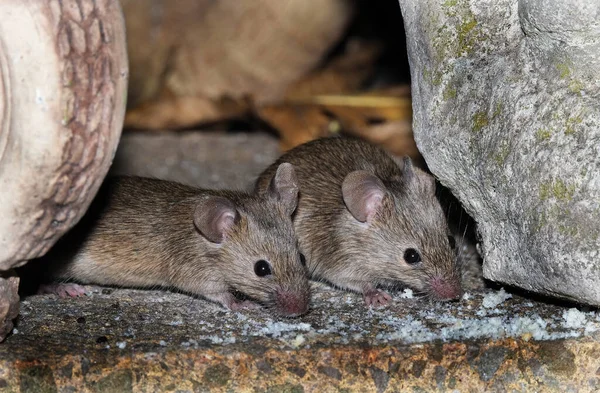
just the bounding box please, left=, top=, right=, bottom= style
left=255, top=137, right=462, bottom=302
left=48, top=174, right=310, bottom=316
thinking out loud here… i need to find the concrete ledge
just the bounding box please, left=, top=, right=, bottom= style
left=2, top=286, right=599, bottom=392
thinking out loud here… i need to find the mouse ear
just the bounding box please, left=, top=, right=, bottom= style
left=342, top=171, right=386, bottom=223
left=193, top=196, right=239, bottom=243
left=268, top=162, right=299, bottom=216
left=401, top=156, right=415, bottom=182
left=402, top=156, right=436, bottom=194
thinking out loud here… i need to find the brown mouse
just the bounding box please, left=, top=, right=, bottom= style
left=38, top=163, right=310, bottom=316
left=254, top=137, right=462, bottom=306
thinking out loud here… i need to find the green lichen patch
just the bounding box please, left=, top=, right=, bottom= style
left=423, top=65, right=446, bottom=88
left=443, top=84, right=457, bottom=100
left=427, top=1, right=485, bottom=89
left=432, top=71, right=444, bottom=86
left=554, top=60, right=587, bottom=95
left=493, top=143, right=511, bottom=166
left=437, top=0, right=481, bottom=56
left=568, top=80, right=584, bottom=94
left=472, top=111, right=489, bottom=132
left=565, top=114, right=583, bottom=136
left=422, top=67, right=431, bottom=82
left=558, top=223, right=579, bottom=237
left=457, top=14, right=478, bottom=55
left=555, top=63, right=572, bottom=79
left=492, top=103, right=502, bottom=119
left=539, top=179, right=576, bottom=202
left=535, top=128, right=551, bottom=142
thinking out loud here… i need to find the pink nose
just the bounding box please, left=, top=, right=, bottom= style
left=429, top=277, right=463, bottom=301
left=276, top=291, right=309, bottom=316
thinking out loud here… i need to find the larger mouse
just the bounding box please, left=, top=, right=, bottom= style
left=254, top=137, right=462, bottom=306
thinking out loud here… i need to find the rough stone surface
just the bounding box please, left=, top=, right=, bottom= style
left=0, top=274, right=18, bottom=342
left=2, top=286, right=600, bottom=391
left=398, top=0, right=600, bottom=304
left=111, top=131, right=281, bottom=190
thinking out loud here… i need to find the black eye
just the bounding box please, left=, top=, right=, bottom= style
left=448, top=235, right=456, bottom=249
left=254, top=260, right=272, bottom=277
left=299, top=253, right=306, bottom=266
left=403, top=248, right=422, bottom=264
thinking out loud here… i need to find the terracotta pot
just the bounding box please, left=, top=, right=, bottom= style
left=0, top=0, right=128, bottom=269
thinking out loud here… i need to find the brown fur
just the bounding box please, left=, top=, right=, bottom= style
left=255, top=137, right=462, bottom=301
left=45, top=176, right=310, bottom=315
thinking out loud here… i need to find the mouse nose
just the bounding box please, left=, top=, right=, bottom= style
left=429, top=277, right=463, bottom=301
left=276, top=290, right=310, bottom=317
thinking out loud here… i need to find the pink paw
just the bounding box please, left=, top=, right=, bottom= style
left=38, top=283, right=88, bottom=298
left=228, top=300, right=260, bottom=311
left=363, top=289, right=392, bottom=307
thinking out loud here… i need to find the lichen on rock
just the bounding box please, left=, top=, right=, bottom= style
left=399, top=0, right=600, bottom=305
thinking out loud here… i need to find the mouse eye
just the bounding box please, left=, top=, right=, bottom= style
left=403, top=248, right=422, bottom=264
left=254, top=260, right=272, bottom=277
left=448, top=235, right=456, bottom=249
left=299, top=253, right=306, bottom=266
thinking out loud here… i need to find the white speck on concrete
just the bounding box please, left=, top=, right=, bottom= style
left=562, top=308, right=588, bottom=329
left=260, top=321, right=312, bottom=338
left=482, top=288, right=512, bottom=308
left=291, top=334, right=306, bottom=348
left=399, top=289, right=414, bottom=299
left=117, top=341, right=127, bottom=349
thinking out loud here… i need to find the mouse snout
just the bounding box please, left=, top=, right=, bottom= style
left=275, top=289, right=310, bottom=317
left=429, top=276, right=463, bottom=301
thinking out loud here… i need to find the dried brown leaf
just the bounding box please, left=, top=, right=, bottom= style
left=258, top=87, right=421, bottom=162
left=122, top=0, right=355, bottom=129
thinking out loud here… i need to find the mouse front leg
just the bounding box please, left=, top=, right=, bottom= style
left=173, top=278, right=261, bottom=311
left=361, top=283, right=392, bottom=307
left=202, top=291, right=261, bottom=311
left=334, top=278, right=392, bottom=307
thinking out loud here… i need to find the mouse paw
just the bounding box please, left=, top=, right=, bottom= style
left=363, top=288, right=392, bottom=307
left=38, top=283, right=88, bottom=298
left=207, top=292, right=261, bottom=311
left=228, top=300, right=260, bottom=311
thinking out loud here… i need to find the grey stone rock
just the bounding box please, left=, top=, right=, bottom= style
left=110, top=131, right=280, bottom=190
left=398, top=0, right=600, bottom=304
left=0, top=274, right=19, bottom=342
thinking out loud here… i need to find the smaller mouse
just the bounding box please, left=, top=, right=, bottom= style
left=255, top=137, right=462, bottom=306
left=35, top=163, right=310, bottom=317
